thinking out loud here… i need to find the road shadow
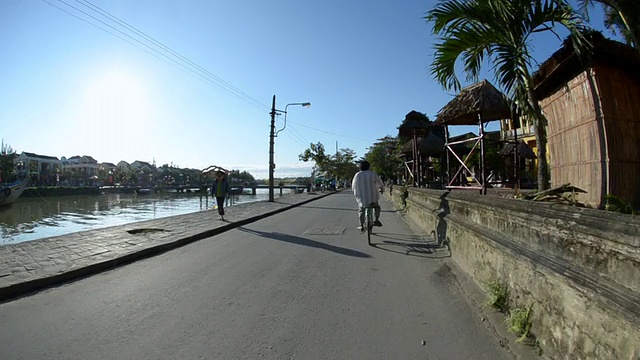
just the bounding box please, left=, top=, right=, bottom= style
left=297, top=205, right=355, bottom=213
left=237, top=227, right=371, bottom=258
left=370, top=231, right=451, bottom=259
left=298, top=204, right=400, bottom=214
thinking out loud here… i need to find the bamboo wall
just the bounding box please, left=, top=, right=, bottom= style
left=594, top=62, right=640, bottom=207
left=540, top=64, right=640, bottom=208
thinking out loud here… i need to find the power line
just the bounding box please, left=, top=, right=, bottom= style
left=73, top=0, right=270, bottom=111
left=42, top=0, right=270, bottom=112
left=282, top=131, right=308, bottom=147
left=287, top=123, right=310, bottom=145
left=283, top=128, right=309, bottom=147
left=287, top=120, right=372, bottom=142
left=42, top=0, right=371, bottom=144
left=273, top=114, right=307, bottom=146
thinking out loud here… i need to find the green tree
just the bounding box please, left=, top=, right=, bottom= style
left=330, top=148, right=359, bottom=181
left=299, top=142, right=331, bottom=174
left=300, top=142, right=359, bottom=182
left=365, top=136, right=401, bottom=182
left=228, top=170, right=256, bottom=184
left=97, top=166, right=108, bottom=182
left=426, top=0, right=590, bottom=191
left=579, top=0, right=639, bottom=48
left=0, top=140, right=17, bottom=184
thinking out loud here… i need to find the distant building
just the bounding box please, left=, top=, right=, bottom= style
left=61, top=155, right=100, bottom=184
left=131, top=160, right=155, bottom=173
left=15, top=152, right=61, bottom=185
left=117, top=161, right=130, bottom=172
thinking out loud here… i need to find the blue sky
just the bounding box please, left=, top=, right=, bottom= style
left=0, top=0, right=616, bottom=179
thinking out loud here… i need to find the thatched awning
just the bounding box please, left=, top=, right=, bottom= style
left=498, top=140, right=536, bottom=159
left=398, top=110, right=432, bottom=138
left=533, top=32, right=640, bottom=99
left=435, top=80, right=512, bottom=126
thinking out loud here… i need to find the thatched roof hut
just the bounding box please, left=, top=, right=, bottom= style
left=401, top=131, right=446, bottom=157
left=533, top=32, right=640, bottom=99
left=434, top=80, right=512, bottom=193
left=398, top=110, right=432, bottom=137
left=397, top=110, right=435, bottom=187
left=532, top=32, right=640, bottom=207
left=434, top=79, right=512, bottom=126
left=498, top=140, right=536, bottom=159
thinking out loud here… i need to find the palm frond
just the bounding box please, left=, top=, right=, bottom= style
left=426, top=0, right=477, bottom=34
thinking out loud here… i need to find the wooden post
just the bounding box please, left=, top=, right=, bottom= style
left=514, top=124, right=520, bottom=190
left=445, top=125, right=450, bottom=187
left=268, top=95, right=276, bottom=202
left=479, top=114, right=486, bottom=195
left=411, top=129, right=420, bottom=187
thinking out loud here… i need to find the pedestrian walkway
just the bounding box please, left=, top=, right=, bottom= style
left=0, top=191, right=336, bottom=302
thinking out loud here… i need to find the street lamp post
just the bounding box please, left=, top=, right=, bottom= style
left=268, top=95, right=311, bottom=202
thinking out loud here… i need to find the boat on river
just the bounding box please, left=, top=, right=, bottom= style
left=136, top=188, right=153, bottom=195
left=0, top=178, right=30, bottom=207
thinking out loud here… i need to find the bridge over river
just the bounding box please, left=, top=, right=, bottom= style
left=102, top=183, right=309, bottom=196
left=101, top=165, right=311, bottom=195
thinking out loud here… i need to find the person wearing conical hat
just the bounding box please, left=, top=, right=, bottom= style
left=212, top=170, right=230, bottom=221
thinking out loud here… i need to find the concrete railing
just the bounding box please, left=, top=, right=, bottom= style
left=387, top=186, right=640, bottom=359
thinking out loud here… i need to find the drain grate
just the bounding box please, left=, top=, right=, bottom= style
left=127, top=228, right=169, bottom=234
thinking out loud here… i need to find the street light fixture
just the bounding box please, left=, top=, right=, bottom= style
left=268, top=95, right=311, bottom=202
left=275, top=101, right=311, bottom=138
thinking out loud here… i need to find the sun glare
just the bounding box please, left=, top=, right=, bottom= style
left=86, top=70, right=149, bottom=122
left=80, top=69, right=153, bottom=156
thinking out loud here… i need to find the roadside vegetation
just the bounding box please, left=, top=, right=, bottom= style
left=0, top=140, right=18, bottom=184
left=484, top=278, right=540, bottom=354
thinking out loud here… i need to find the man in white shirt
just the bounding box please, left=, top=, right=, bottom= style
left=351, top=160, right=384, bottom=232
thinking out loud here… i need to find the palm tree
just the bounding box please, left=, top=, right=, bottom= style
left=426, top=0, right=590, bottom=191
left=578, top=0, right=639, bottom=48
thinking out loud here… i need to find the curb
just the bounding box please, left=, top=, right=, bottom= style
left=0, top=191, right=338, bottom=303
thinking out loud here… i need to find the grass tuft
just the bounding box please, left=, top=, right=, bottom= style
left=605, top=194, right=638, bottom=215
left=505, top=305, right=532, bottom=343
left=485, top=279, right=509, bottom=313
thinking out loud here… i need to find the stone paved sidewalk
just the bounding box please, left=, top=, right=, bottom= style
left=0, top=191, right=335, bottom=302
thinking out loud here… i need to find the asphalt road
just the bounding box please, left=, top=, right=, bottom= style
left=0, top=191, right=518, bottom=359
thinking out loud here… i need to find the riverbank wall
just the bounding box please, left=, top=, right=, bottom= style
left=386, top=187, right=640, bottom=359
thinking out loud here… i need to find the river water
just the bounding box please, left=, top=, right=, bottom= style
left=0, top=189, right=289, bottom=246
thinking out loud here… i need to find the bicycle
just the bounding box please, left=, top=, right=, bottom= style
left=363, top=202, right=376, bottom=246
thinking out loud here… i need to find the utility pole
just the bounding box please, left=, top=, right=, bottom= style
left=268, top=95, right=276, bottom=202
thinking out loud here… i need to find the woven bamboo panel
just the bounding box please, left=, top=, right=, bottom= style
left=532, top=33, right=640, bottom=207
left=542, top=70, right=603, bottom=206
left=609, top=162, right=640, bottom=205
left=545, top=76, right=602, bottom=206
left=594, top=63, right=640, bottom=204
left=541, top=64, right=640, bottom=207
left=551, top=162, right=603, bottom=207
left=545, top=72, right=597, bottom=136
left=595, top=63, right=640, bottom=118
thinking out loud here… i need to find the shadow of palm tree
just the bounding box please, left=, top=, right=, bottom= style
left=237, top=227, right=371, bottom=258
